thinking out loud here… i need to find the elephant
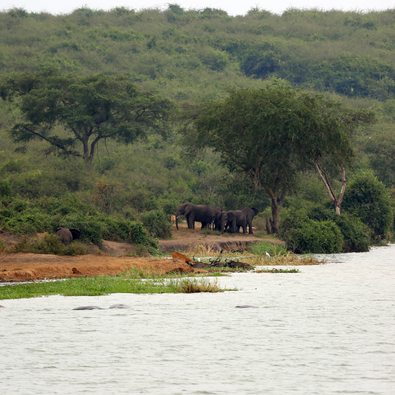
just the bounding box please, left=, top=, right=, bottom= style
left=225, top=210, right=248, bottom=234
left=241, top=207, right=259, bottom=234
left=212, top=210, right=228, bottom=233
left=56, top=227, right=81, bottom=246
left=175, top=203, right=217, bottom=230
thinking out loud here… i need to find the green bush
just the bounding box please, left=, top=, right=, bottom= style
left=279, top=209, right=344, bottom=254
left=127, top=221, right=159, bottom=251
left=298, top=221, right=344, bottom=254
left=309, top=207, right=370, bottom=252
left=139, top=209, right=172, bottom=239
left=3, top=210, right=51, bottom=235
left=342, top=173, right=393, bottom=240
left=8, top=234, right=87, bottom=255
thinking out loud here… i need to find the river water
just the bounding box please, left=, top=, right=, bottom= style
left=1, top=245, right=394, bottom=394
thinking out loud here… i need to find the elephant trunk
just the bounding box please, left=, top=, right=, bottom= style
left=176, top=215, right=179, bottom=230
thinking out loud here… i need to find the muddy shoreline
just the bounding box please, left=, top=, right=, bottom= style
left=0, top=227, right=282, bottom=283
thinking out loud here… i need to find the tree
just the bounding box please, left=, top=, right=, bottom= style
left=0, top=68, right=173, bottom=163
left=180, top=82, right=376, bottom=233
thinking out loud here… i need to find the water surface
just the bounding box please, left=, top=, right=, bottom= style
left=1, top=245, right=394, bottom=394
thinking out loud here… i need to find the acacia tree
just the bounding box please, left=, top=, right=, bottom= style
left=0, top=68, right=173, bottom=163
left=180, top=83, right=376, bottom=233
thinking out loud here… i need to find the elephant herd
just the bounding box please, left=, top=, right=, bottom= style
left=175, top=203, right=259, bottom=234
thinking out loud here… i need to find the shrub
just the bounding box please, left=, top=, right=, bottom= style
left=0, top=195, right=159, bottom=250
left=139, top=209, right=172, bottom=239
left=8, top=234, right=87, bottom=255
left=3, top=210, right=51, bottom=234
left=342, top=173, right=393, bottom=240
left=297, top=221, right=344, bottom=254
left=309, top=207, right=369, bottom=252
left=127, top=221, right=158, bottom=250
left=279, top=209, right=344, bottom=254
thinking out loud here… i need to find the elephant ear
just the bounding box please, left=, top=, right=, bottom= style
left=184, top=205, right=193, bottom=215
left=251, top=208, right=259, bottom=216
left=69, top=228, right=81, bottom=240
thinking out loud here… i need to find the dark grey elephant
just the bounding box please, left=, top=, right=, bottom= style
left=225, top=210, right=247, bottom=234
left=175, top=203, right=215, bottom=230
left=56, top=227, right=81, bottom=246
left=212, top=210, right=228, bottom=233
left=241, top=207, right=259, bottom=234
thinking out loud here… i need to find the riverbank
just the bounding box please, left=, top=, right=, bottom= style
left=0, top=226, right=282, bottom=282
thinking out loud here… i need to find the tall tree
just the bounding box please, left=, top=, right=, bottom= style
left=180, top=83, right=376, bottom=232
left=0, top=68, right=173, bottom=163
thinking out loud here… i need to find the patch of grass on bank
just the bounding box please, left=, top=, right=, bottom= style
left=249, top=241, right=287, bottom=257
left=0, top=274, right=233, bottom=300
left=251, top=252, right=326, bottom=266
left=184, top=243, right=255, bottom=259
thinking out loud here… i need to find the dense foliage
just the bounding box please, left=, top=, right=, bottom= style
left=0, top=6, right=394, bottom=249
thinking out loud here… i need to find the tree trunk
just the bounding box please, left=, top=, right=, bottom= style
left=265, top=218, right=271, bottom=234
left=315, top=161, right=347, bottom=215
left=82, top=140, right=90, bottom=163
left=271, top=198, right=280, bottom=234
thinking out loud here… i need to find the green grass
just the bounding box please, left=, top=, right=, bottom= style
left=248, top=241, right=288, bottom=256
left=0, top=273, right=234, bottom=300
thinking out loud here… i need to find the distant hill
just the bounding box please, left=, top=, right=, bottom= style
left=1, top=6, right=395, bottom=101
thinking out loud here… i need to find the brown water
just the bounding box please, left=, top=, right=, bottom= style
left=1, top=245, right=394, bottom=394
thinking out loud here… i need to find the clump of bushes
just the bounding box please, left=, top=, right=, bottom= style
left=309, top=207, right=370, bottom=252
left=280, top=207, right=371, bottom=254
left=0, top=195, right=158, bottom=251
left=8, top=234, right=87, bottom=256
left=279, top=209, right=344, bottom=254
left=139, top=209, right=172, bottom=239
left=342, top=172, right=393, bottom=242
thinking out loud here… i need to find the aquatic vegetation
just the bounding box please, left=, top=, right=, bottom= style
left=0, top=272, right=233, bottom=300
left=255, top=268, right=300, bottom=273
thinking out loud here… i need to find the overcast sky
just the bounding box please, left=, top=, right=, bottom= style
left=0, top=0, right=394, bottom=16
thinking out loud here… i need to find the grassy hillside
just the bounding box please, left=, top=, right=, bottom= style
left=0, top=6, right=394, bottom=248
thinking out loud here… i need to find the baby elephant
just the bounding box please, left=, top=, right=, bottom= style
left=56, top=227, right=81, bottom=246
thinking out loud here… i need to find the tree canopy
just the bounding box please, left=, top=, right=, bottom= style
left=180, top=83, right=376, bottom=232
left=0, top=68, right=173, bottom=163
